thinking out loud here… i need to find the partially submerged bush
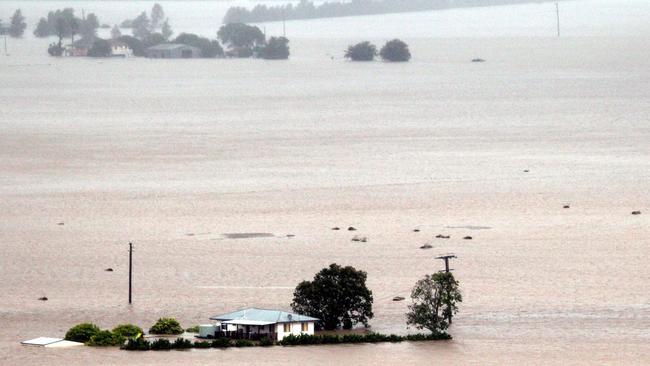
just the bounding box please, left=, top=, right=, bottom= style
left=150, top=338, right=172, bottom=350
left=379, top=39, right=411, bottom=62
left=259, top=337, right=274, bottom=347
left=211, top=337, right=231, bottom=348
left=185, top=325, right=199, bottom=333
left=122, top=337, right=150, bottom=351
left=65, top=323, right=101, bottom=343
left=112, top=324, right=143, bottom=338
left=87, top=330, right=125, bottom=347
left=279, top=332, right=449, bottom=346
left=193, top=340, right=212, bottom=349
left=344, top=41, right=377, bottom=61
left=149, top=318, right=183, bottom=335
left=234, top=339, right=255, bottom=347
left=171, top=338, right=193, bottom=349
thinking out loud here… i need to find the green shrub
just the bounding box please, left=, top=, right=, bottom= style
left=211, top=337, right=231, bottom=348
left=259, top=337, right=274, bottom=347
left=185, top=325, right=200, bottom=333
left=320, top=334, right=340, bottom=344
left=65, top=323, right=101, bottom=343
left=234, top=339, right=254, bottom=347
left=150, top=338, right=172, bottom=350
left=149, top=318, right=183, bottom=335
left=87, top=330, right=125, bottom=347
left=171, top=338, right=193, bottom=349
left=112, top=324, right=143, bottom=338
left=193, top=341, right=212, bottom=349
left=122, top=338, right=150, bottom=351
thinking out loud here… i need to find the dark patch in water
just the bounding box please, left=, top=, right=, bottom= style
left=223, top=233, right=274, bottom=239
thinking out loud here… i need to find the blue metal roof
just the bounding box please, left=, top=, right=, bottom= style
left=210, top=308, right=319, bottom=323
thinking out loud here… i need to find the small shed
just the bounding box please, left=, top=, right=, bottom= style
left=145, top=44, right=201, bottom=59
left=21, top=337, right=84, bottom=348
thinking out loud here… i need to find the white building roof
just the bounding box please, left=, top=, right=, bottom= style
left=21, top=337, right=84, bottom=348
left=210, top=308, right=319, bottom=324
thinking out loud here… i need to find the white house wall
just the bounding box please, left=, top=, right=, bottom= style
left=276, top=321, right=315, bottom=341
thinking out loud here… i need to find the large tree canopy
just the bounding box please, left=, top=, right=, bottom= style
left=217, top=23, right=265, bottom=49
left=406, top=272, right=462, bottom=334
left=291, top=263, right=374, bottom=330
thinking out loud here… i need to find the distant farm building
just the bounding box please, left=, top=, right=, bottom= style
left=146, top=44, right=201, bottom=59
left=66, top=38, right=94, bottom=57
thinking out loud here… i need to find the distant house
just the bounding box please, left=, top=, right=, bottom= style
left=145, top=44, right=201, bottom=59
left=66, top=37, right=95, bottom=57
left=205, top=308, right=318, bottom=341
left=109, top=40, right=132, bottom=57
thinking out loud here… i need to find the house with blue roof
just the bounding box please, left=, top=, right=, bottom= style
left=205, top=308, right=319, bottom=341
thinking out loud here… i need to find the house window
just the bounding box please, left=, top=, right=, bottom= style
left=301, top=323, right=308, bottom=332
left=283, top=324, right=291, bottom=333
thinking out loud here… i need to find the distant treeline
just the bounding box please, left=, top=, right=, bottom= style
left=224, top=0, right=560, bottom=24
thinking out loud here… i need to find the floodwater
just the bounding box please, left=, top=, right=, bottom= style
left=1, top=1, right=650, bottom=365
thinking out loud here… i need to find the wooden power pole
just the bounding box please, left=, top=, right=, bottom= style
left=128, top=242, right=133, bottom=304
left=436, top=253, right=457, bottom=324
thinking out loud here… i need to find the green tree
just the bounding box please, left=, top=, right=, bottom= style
left=151, top=3, right=165, bottom=29
left=217, top=23, right=265, bottom=49
left=161, top=18, right=173, bottom=41
left=291, top=263, right=374, bottom=330
left=379, top=39, right=411, bottom=62
left=65, top=323, right=101, bottom=343
left=149, top=317, right=183, bottom=335
left=174, top=33, right=223, bottom=58
left=261, top=36, right=289, bottom=60
left=34, top=18, right=50, bottom=37
left=8, top=9, right=27, bottom=38
left=406, top=272, right=462, bottom=334
left=131, top=11, right=150, bottom=39
left=79, top=13, right=99, bottom=39
left=345, top=41, right=377, bottom=61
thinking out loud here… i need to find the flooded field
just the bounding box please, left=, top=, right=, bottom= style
left=1, top=1, right=649, bottom=365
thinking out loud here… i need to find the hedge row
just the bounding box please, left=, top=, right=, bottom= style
left=122, top=337, right=267, bottom=351
left=278, top=332, right=451, bottom=346
left=122, top=332, right=450, bottom=351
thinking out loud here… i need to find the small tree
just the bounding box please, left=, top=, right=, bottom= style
left=291, top=263, right=374, bottom=330
left=174, top=33, right=223, bottom=58
left=8, top=9, right=27, bottom=38
left=149, top=317, right=183, bottom=335
left=261, top=36, right=289, bottom=60
left=380, top=39, right=411, bottom=62
left=161, top=18, right=173, bottom=41
left=34, top=18, right=50, bottom=37
left=88, top=39, right=112, bottom=57
left=65, top=323, right=101, bottom=343
left=345, top=41, right=376, bottom=61
left=406, top=272, right=462, bottom=334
